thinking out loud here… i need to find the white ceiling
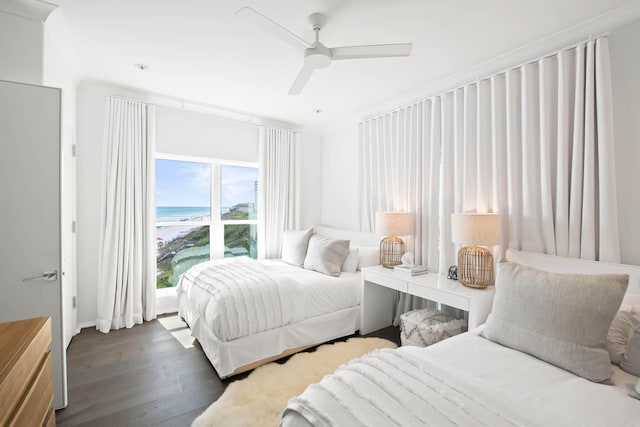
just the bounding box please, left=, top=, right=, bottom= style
left=57, top=0, right=640, bottom=132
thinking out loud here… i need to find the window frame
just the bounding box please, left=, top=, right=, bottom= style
left=155, top=153, right=258, bottom=293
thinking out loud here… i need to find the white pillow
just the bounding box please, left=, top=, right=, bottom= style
left=341, top=248, right=359, bottom=273
left=281, top=228, right=313, bottom=267
left=606, top=304, right=633, bottom=365
left=303, top=234, right=350, bottom=277
left=620, top=305, right=640, bottom=376
left=357, top=246, right=380, bottom=270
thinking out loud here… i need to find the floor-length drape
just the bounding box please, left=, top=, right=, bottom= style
left=360, top=37, right=620, bottom=303
left=360, top=102, right=441, bottom=323
left=257, top=127, right=297, bottom=259
left=97, top=97, right=156, bottom=333
left=440, top=37, right=620, bottom=264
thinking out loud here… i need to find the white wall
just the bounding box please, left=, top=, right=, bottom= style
left=319, top=20, right=640, bottom=266
left=610, top=21, right=640, bottom=266
left=320, top=126, right=360, bottom=231
left=296, top=132, right=323, bottom=229
left=43, top=7, right=79, bottom=343
left=75, top=86, right=323, bottom=326
left=0, top=11, right=44, bottom=84
left=75, top=88, right=105, bottom=327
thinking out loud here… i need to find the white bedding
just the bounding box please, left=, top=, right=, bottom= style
left=260, top=259, right=360, bottom=319
left=177, top=257, right=360, bottom=342
left=283, top=328, right=640, bottom=427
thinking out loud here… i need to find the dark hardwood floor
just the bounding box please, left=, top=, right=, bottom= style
left=56, top=315, right=399, bottom=426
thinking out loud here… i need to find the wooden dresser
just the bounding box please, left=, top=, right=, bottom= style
left=0, top=317, right=55, bottom=427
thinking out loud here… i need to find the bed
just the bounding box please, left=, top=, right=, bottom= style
left=282, top=249, right=640, bottom=426
left=177, top=226, right=380, bottom=378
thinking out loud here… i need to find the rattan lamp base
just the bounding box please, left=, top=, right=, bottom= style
left=380, top=236, right=405, bottom=268
left=458, top=245, right=494, bottom=288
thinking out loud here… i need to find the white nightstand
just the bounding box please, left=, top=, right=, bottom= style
left=360, top=265, right=495, bottom=335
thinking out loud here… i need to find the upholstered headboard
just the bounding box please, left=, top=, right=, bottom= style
left=506, top=249, right=640, bottom=298
left=314, top=226, right=380, bottom=247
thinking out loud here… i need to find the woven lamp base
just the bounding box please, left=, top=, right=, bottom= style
left=458, top=245, right=494, bottom=288
left=380, top=236, right=405, bottom=268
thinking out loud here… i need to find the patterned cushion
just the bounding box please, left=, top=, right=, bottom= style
left=400, top=309, right=467, bottom=347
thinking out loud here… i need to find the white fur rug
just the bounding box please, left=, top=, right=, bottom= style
left=192, top=337, right=397, bottom=427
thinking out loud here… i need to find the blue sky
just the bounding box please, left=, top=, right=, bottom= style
left=156, top=159, right=257, bottom=207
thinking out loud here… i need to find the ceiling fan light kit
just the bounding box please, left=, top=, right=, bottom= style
left=236, top=7, right=413, bottom=95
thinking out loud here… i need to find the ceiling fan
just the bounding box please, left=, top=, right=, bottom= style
left=236, top=7, right=413, bottom=95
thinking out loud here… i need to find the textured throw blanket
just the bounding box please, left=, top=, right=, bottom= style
left=284, top=349, right=542, bottom=427
left=177, top=257, right=301, bottom=342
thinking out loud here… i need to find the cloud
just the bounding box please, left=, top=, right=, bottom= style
left=221, top=167, right=258, bottom=206
left=177, top=163, right=211, bottom=195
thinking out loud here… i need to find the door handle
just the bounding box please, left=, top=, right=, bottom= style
left=22, top=270, right=58, bottom=282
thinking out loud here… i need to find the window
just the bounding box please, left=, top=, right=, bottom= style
left=155, top=156, right=258, bottom=288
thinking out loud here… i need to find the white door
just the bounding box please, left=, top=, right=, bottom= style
left=0, top=80, right=67, bottom=408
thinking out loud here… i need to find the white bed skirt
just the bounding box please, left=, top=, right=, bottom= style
left=179, top=292, right=360, bottom=378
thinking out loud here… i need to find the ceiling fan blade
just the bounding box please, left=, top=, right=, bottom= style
left=331, top=43, right=413, bottom=60
left=235, top=7, right=312, bottom=49
left=288, top=65, right=316, bottom=95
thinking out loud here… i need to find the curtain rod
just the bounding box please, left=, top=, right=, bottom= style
left=108, top=95, right=298, bottom=134
left=466, top=32, right=609, bottom=88
left=362, top=32, right=609, bottom=122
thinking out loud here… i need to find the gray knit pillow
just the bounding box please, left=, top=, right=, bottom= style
left=482, top=261, right=628, bottom=382
left=303, top=234, right=350, bottom=277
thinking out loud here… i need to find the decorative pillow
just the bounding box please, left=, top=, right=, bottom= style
left=623, top=294, right=640, bottom=306
left=281, top=228, right=313, bottom=267
left=357, top=246, right=380, bottom=270
left=481, top=261, right=629, bottom=382
left=606, top=304, right=633, bottom=365
left=341, top=248, right=359, bottom=273
left=303, top=235, right=350, bottom=277
left=620, top=305, right=640, bottom=376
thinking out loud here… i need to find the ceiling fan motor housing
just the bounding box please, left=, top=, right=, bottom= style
left=304, top=44, right=331, bottom=68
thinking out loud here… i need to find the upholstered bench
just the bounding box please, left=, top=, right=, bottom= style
left=400, top=309, right=467, bottom=347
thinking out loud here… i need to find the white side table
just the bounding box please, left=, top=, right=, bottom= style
left=360, top=265, right=495, bottom=335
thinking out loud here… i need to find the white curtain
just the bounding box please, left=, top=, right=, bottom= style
left=97, top=97, right=156, bottom=333
left=359, top=103, right=441, bottom=322
left=257, top=127, right=297, bottom=259
left=440, top=37, right=619, bottom=263
left=360, top=37, right=620, bottom=321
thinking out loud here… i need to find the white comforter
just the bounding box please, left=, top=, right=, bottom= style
left=285, top=349, right=541, bottom=427
left=177, top=257, right=303, bottom=342
left=176, top=257, right=361, bottom=342
left=283, top=330, right=640, bottom=427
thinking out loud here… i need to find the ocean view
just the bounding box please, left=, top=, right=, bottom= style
left=155, top=161, right=258, bottom=288
left=156, top=206, right=230, bottom=222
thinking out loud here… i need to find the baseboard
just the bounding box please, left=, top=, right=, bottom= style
left=76, top=320, right=96, bottom=332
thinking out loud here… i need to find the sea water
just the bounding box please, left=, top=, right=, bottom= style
left=156, top=206, right=211, bottom=222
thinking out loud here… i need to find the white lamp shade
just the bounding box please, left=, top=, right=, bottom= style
left=451, top=213, right=502, bottom=246
left=376, top=212, right=412, bottom=236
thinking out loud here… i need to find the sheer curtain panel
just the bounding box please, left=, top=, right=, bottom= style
left=440, top=37, right=620, bottom=263
left=360, top=36, right=620, bottom=289
left=359, top=103, right=441, bottom=323
left=97, top=97, right=156, bottom=333
left=258, top=127, right=297, bottom=258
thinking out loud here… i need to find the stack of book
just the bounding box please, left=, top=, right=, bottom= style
left=394, top=264, right=429, bottom=276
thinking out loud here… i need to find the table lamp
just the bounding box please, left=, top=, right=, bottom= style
left=376, top=212, right=411, bottom=268
left=451, top=213, right=502, bottom=288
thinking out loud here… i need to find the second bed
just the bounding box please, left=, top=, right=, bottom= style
left=177, top=226, right=380, bottom=378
